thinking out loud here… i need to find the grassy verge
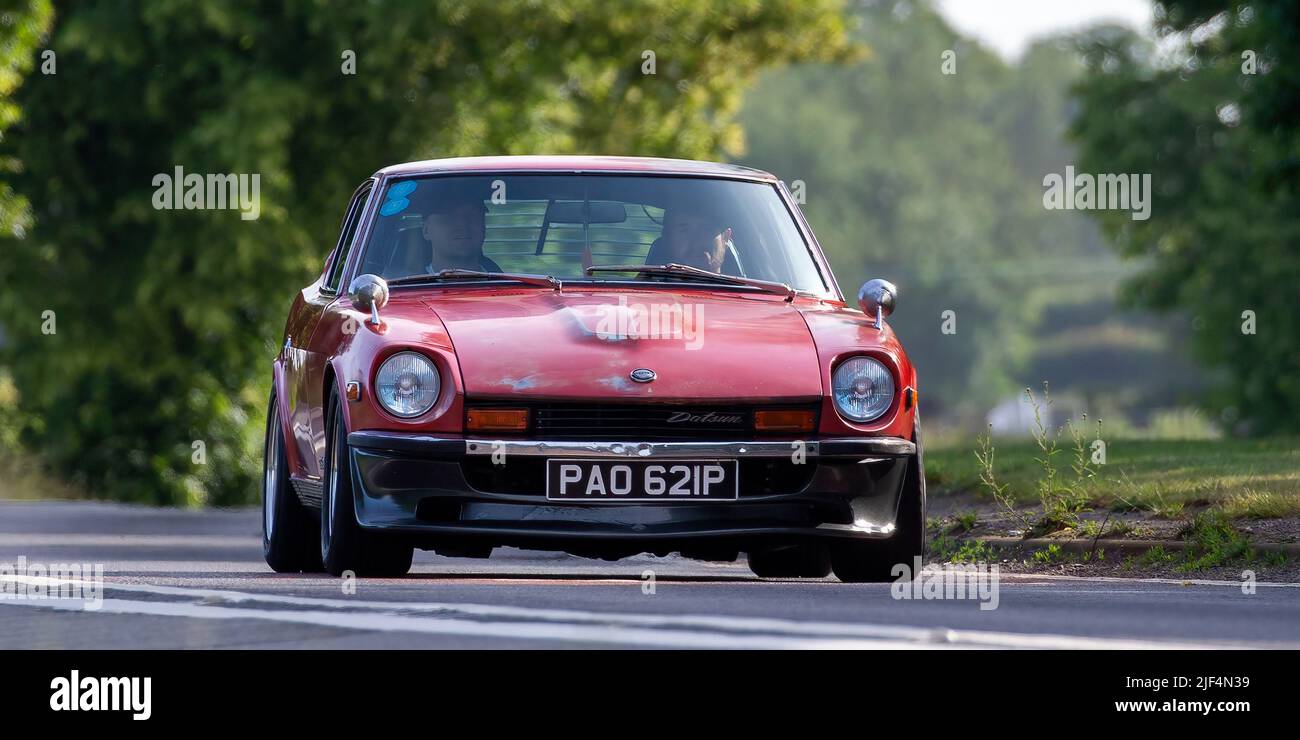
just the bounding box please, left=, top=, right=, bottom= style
left=927, top=436, right=1300, bottom=520
left=0, top=451, right=85, bottom=500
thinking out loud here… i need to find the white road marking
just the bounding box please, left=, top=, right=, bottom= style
left=3, top=535, right=1298, bottom=587
left=0, top=574, right=1271, bottom=649
left=0, top=596, right=946, bottom=649
left=0, top=534, right=257, bottom=547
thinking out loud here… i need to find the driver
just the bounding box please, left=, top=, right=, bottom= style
left=647, top=202, right=735, bottom=274
left=422, top=193, right=501, bottom=273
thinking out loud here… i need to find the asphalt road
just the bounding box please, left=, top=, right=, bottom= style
left=2, top=500, right=1298, bottom=649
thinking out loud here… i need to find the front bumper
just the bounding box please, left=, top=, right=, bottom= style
left=345, top=432, right=916, bottom=550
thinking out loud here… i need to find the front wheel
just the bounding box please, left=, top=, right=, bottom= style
left=262, top=390, right=323, bottom=573
left=831, top=423, right=927, bottom=583
left=320, top=390, right=414, bottom=577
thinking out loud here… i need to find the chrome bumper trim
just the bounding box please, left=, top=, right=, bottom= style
left=464, top=439, right=813, bottom=458
left=463, top=438, right=915, bottom=458
left=348, top=431, right=915, bottom=459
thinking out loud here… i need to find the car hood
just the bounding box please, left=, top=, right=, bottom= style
left=422, top=289, right=824, bottom=401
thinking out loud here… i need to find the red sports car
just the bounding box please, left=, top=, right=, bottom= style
left=262, top=156, right=923, bottom=582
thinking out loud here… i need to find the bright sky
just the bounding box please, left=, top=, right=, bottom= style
left=934, top=0, right=1155, bottom=59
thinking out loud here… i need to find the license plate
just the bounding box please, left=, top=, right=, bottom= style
left=545, top=459, right=738, bottom=502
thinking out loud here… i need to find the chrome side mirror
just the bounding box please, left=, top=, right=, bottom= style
left=348, top=273, right=389, bottom=326
left=858, top=278, right=897, bottom=330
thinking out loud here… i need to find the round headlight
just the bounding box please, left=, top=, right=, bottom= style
left=375, top=351, right=440, bottom=418
left=832, top=357, right=895, bottom=423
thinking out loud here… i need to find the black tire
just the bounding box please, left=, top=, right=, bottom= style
left=748, top=543, right=833, bottom=579
left=262, top=390, right=324, bottom=573
left=320, top=390, right=413, bottom=577
left=831, top=422, right=927, bottom=583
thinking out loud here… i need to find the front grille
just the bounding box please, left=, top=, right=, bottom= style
left=536, top=404, right=749, bottom=439
left=471, top=402, right=818, bottom=441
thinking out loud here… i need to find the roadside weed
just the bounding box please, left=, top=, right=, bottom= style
left=930, top=535, right=995, bottom=564
left=951, top=510, right=978, bottom=533
left=1026, top=384, right=1093, bottom=534
left=1105, top=519, right=1135, bottom=538
left=1031, top=544, right=1065, bottom=564
left=1259, top=550, right=1291, bottom=568
left=1138, top=545, right=1177, bottom=567
left=977, top=383, right=1103, bottom=538
left=975, top=426, right=1028, bottom=529
left=1076, top=520, right=1102, bottom=539
left=1178, top=511, right=1251, bottom=571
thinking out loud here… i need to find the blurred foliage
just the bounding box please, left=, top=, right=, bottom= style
left=0, top=1, right=50, bottom=458
left=0, top=0, right=50, bottom=239
left=0, top=0, right=852, bottom=505
left=1070, top=1, right=1300, bottom=434
left=737, top=0, right=1124, bottom=421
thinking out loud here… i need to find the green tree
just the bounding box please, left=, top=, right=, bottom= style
left=0, top=0, right=852, bottom=505
left=1070, top=1, right=1300, bottom=434
left=0, top=0, right=52, bottom=453
left=737, top=0, right=1117, bottom=421
left=0, top=1, right=50, bottom=240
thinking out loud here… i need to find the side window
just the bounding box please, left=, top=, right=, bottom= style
left=324, top=182, right=373, bottom=292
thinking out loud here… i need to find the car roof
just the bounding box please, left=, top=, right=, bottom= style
left=374, top=155, right=778, bottom=182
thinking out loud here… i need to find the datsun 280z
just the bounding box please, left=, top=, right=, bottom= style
left=263, top=156, right=923, bottom=582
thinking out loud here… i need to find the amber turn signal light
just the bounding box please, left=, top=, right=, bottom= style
left=466, top=408, right=529, bottom=432
left=754, top=409, right=816, bottom=432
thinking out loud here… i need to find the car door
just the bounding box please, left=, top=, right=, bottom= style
left=288, top=179, right=374, bottom=480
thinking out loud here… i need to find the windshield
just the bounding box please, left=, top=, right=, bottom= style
left=356, top=174, right=828, bottom=293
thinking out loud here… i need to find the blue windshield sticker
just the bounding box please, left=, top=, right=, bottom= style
left=387, top=181, right=418, bottom=199
left=379, top=197, right=410, bottom=216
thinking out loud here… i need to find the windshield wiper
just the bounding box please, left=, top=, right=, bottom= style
left=585, top=263, right=798, bottom=300
left=388, top=269, right=561, bottom=291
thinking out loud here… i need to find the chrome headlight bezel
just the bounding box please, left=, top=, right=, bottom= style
left=831, top=356, right=896, bottom=423
left=374, top=351, right=441, bottom=419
